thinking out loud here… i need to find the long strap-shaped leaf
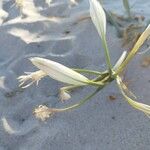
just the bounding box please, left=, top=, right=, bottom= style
left=116, top=76, right=150, bottom=115
left=115, top=25, right=150, bottom=75
left=123, top=0, right=131, bottom=18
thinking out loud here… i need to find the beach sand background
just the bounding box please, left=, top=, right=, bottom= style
left=0, top=0, right=150, bottom=149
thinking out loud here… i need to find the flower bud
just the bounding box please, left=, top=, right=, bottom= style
left=30, top=57, right=89, bottom=85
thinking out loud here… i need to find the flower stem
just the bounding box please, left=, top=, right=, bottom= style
left=93, top=71, right=109, bottom=82
left=102, top=36, right=112, bottom=73
left=49, top=86, right=103, bottom=113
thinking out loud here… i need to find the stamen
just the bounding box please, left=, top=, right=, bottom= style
left=17, top=70, right=47, bottom=88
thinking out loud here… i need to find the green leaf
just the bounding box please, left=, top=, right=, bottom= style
left=123, top=0, right=131, bottom=18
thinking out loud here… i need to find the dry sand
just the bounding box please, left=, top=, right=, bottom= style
left=0, top=0, right=150, bottom=150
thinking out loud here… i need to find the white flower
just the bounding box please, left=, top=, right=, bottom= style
left=34, top=105, right=53, bottom=121
left=89, top=0, right=106, bottom=38
left=59, top=90, right=71, bottom=102
left=30, top=57, right=89, bottom=85
left=17, top=70, right=46, bottom=88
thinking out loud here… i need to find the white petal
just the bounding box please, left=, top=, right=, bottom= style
left=90, top=0, right=106, bottom=38
left=30, top=57, right=89, bottom=85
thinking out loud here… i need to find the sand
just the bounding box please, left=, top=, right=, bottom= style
left=0, top=0, right=150, bottom=150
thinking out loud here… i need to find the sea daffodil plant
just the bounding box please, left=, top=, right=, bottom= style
left=18, top=0, right=150, bottom=121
